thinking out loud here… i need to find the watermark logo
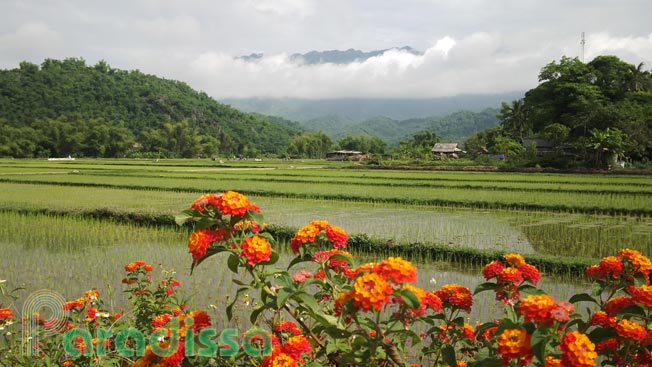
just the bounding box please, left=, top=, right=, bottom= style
left=19, top=290, right=272, bottom=359
left=21, top=289, right=68, bottom=356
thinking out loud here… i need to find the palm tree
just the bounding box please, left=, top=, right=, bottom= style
left=498, top=99, right=530, bottom=141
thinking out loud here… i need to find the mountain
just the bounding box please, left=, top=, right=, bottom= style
left=237, top=46, right=421, bottom=65
left=222, top=93, right=523, bottom=122
left=332, top=109, right=500, bottom=145
left=0, top=58, right=302, bottom=158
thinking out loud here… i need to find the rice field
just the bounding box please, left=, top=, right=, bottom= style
left=0, top=158, right=649, bottom=325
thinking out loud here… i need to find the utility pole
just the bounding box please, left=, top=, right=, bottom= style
left=580, top=32, right=586, bottom=62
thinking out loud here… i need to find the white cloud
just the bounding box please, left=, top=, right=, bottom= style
left=0, top=22, right=63, bottom=63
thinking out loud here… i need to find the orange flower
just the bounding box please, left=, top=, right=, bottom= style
left=619, top=249, right=652, bottom=274
left=503, top=253, right=526, bottom=267
left=377, top=257, right=417, bottom=284
left=560, top=331, right=596, bottom=367
left=63, top=300, right=83, bottom=311
left=125, top=262, right=139, bottom=272
left=290, top=223, right=320, bottom=253
left=259, top=347, right=298, bottom=367
left=282, top=335, right=312, bottom=361
left=350, top=272, right=393, bottom=311
left=590, top=310, right=616, bottom=328
left=518, top=294, right=555, bottom=325
left=325, top=224, right=348, bottom=248
left=191, top=193, right=220, bottom=212
left=435, top=284, right=473, bottom=312
left=545, top=356, right=562, bottom=367
left=187, top=229, right=224, bottom=260
left=216, top=191, right=250, bottom=217
left=0, top=308, right=13, bottom=320
left=599, top=256, right=624, bottom=278
left=615, top=319, right=647, bottom=341
left=274, top=321, right=302, bottom=335
left=496, top=328, right=532, bottom=366
left=627, top=284, right=652, bottom=307
left=241, top=235, right=272, bottom=265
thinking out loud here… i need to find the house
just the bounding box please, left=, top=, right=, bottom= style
left=326, top=150, right=367, bottom=161
left=522, top=138, right=554, bottom=156
left=431, top=143, right=463, bottom=159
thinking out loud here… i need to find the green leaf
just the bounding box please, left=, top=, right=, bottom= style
left=248, top=210, right=265, bottom=225
left=474, top=321, right=498, bottom=339
left=259, top=251, right=279, bottom=266
left=250, top=305, right=265, bottom=324
left=473, top=282, right=501, bottom=295
left=323, top=325, right=352, bottom=339
left=441, top=344, right=457, bottom=367
left=287, top=253, right=313, bottom=270
left=395, top=288, right=420, bottom=309
left=226, top=287, right=250, bottom=321
left=569, top=293, right=598, bottom=304
left=276, top=288, right=292, bottom=309
left=190, top=246, right=228, bottom=274
left=617, top=305, right=646, bottom=319
left=468, top=358, right=503, bottom=367
left=518, top=284, right=545, bottom=295
left=531, top=327, right=550, bottom=363
left=227, top=254, right=240, bottom=273
left=174, top=209, right=195, bottom=226
left=294, top=292, right=319, bottom=313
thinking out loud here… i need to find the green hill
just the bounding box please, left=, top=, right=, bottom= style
left=324, top=109, right=500, bottom=145
left=0, top=58, right=302, bottom=158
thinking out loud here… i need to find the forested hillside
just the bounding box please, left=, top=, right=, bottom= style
left=467, top=56, right=652, bottom=168
left=0, top=58, right=302, bottom=158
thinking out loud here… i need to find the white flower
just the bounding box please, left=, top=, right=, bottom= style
left=429, top=277, right=437, bottom=285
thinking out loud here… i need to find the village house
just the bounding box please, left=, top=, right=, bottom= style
left=431, top=143, right=463, bottom=159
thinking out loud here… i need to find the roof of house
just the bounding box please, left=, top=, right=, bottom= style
left=522, top=138, right=554, bottom=148
left=432, top=143, right=462, bottom=153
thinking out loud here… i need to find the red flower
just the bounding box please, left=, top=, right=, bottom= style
left=483, top=260, right=504, bottom=280
left=518, top=263, right=540, bottom=285
left=497, top=267, right=523, bottom=285
left=605, top=296, right=635, bottom=317
left=0, top=308, right=14, bottom=320
left=325, top=224, right=348, bottom=248
left=435, top=284, right=473, bottom=312
left=274, top=321, right=302, bottom=335
left=187, top=229, right=223, bottom=260
left=615, top=319, right=647, bottom=341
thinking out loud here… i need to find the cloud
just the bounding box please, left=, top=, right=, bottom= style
left=183, top=34, right=544, bottom=98
left=0, top=21, right=64, bottom=63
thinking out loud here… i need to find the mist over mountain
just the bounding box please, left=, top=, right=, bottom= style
left=237, top=46, right=422, bottom=65
left=221, top=92, right=523, bottom=122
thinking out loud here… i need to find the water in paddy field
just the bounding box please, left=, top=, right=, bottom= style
left=260, top=199, right=536, bottom=254
left=0, top=212, right=590, bottom=327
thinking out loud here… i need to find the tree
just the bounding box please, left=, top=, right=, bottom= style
left=498, top=99, right=530, bottom=141
left=587, top=127, right=627, bottom=168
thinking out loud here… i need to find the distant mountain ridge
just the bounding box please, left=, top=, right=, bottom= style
left=222, top=92, right=523, bottom=122
left=237, top=46, right=421, bottom=65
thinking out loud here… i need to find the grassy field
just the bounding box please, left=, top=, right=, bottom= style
left=1, top=158, right=650, bottom=321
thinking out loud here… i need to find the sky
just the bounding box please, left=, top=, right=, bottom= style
left=1, top=0, right=651, bottom=99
